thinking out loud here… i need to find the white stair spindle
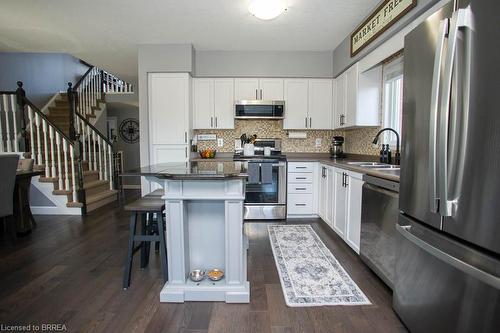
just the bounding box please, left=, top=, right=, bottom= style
left=81, top=119, right=87, bottom=161
left=63, top=139, right=70, bottom=191
left=42, top=119, right=49, bottom=177
left=92, top=130, right=97, bottom=171
left=49, top=127, right=56, bottom=178
left=28, top=106, right=35, bottom=162
left=10, top=95, right=19, bottom=152
left=56, top=132, right=63, bottom=190
left=0, top=95, right=4, bottom=152
left=3, top=95, right=12, bottom=152
left=103, top=141, right=108, bottom=181
left=70, top=145, right=77, bottom=203
left=79, top=88, right=83, bottom=116
left=35, top=114, right=42, bottom=168
left=90, top=70, right=95, bottom=107
left=98, top=136, right=103, bottom=180
left=108, top=143, right=113, bottom=190
left=87, top=124, right=92, bottom=171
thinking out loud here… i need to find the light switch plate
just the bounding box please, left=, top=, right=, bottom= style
left=217, top=138, right=224, bottom=147
left=315, top=138, right=322, bottom=148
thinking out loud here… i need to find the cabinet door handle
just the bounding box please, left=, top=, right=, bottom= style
left=184, top=132, right=187, bottom=143
left=309, top=117, right=312, bottom=128
left=256, top=89, right=258, bottom=99
left=295, top=187, right=307, bottom=191
left=295, top=203, right=307, bottom=206
left=295, top=166, right=307, bottom=169
left=296, top=177, right=307, bottom=180
left=342, top=172, right=345, bottom=187
left=215, top=116, right=218, bottom=128
left=305, top=117, right=308, bottom=128
left=211, top=116, right=213, bottom=128
left=260, top=89, right=263, bottom=100
left=185, top=147, right=188, bottom=158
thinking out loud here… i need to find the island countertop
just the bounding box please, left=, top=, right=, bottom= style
left=121, top=161, right=248, bottom=180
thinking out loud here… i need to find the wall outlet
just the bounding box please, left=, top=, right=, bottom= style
left=217, top=138, right=224, bottom=147
left=315, top=138, right=322, bottom=148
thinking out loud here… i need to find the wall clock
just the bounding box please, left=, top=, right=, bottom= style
left=119, top=118, right=140, bottom=144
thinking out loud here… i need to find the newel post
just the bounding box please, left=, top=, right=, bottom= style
left=15, top=81, right=30, bottom=153
left=75, top=132, right=87, bottom=215
left=67, top=82, right=77, bottom=141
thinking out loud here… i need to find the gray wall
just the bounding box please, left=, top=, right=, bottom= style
left=107, top=102, right=140, bottom=186
left=195, top=50, right=333, bottom=77
left=332, top=0, right=441, bottom=77
left=0, top=52, right=89, bottom=106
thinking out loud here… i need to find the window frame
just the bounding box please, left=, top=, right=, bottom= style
left=381, top=56, right=404, bottom=148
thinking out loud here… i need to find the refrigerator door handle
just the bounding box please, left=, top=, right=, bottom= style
left=438, top=7, right=474, bottom=217
left=428, top=18, right=449, bottom=214
left=396, top=224, right=500, bottom=289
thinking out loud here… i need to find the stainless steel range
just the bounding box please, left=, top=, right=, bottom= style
left=234, top=139, right=287, bottom=220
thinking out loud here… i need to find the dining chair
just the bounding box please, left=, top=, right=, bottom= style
left=0, top=154, right=20, bottom=241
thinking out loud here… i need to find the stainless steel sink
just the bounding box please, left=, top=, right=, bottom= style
left=347, top=162, right=382, bottom=166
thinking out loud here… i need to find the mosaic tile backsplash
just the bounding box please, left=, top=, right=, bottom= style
left=194, top=120, right=382, bottom=155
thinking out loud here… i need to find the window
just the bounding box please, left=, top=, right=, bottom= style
left=382, top=56, right=403, bottom=147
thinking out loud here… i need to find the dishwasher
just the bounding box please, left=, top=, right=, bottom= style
left=360, top=175, right=399, bottom=289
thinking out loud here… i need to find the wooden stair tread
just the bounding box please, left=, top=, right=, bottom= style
left=86, top=190, right=118, bottom=205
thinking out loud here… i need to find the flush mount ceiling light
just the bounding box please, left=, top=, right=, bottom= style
left=248, top=0, right=287, bottom=20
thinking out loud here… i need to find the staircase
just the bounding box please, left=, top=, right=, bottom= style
left=0, top=66, right=133, bottom=215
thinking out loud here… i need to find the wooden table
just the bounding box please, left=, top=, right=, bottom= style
left=14, top=170, right=43, bottom=235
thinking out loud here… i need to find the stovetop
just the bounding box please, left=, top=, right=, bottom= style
left=233, top=152, right=287, bottom=161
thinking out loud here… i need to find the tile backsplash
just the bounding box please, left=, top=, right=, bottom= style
left=193, top=120, right=381, bottom=155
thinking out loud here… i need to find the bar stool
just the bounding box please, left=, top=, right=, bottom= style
left=123, top=197, right=168, bottom=289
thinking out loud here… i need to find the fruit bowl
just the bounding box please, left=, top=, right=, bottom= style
left=199, top=149, right=217, bottom=159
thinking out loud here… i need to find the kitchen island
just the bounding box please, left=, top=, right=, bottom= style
left=122, top=161, right=249, bottom=303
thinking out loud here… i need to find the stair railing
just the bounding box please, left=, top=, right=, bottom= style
left=1, top=82, right=85, bottom=209
left=102, top=70, right=133, bottom=94
left=68, top=80, right=116, bottom=192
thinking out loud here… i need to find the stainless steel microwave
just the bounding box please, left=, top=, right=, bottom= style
left=235, top=100, right=284, bottom=119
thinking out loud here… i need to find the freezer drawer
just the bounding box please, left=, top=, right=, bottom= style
left=394, top=214, right=500, bottom=333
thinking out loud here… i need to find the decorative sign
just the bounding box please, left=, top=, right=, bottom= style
left=119, top=118, right=140, bottom=144
left=351, top=0, right=417, bottom=57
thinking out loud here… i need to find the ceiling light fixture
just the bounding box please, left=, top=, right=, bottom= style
left=248, top=0, right=287, bottom=21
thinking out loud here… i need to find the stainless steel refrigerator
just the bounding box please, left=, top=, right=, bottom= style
left=395, top=0, right=500, bottom=332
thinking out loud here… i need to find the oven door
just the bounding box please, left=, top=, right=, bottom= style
left=244, top=161, right=286, bottom=220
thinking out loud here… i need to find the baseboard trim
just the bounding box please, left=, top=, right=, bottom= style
left=31, top=206, right=82, bottom=216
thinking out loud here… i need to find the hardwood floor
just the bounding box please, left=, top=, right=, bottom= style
left=0, top=191, right=406, bottom=332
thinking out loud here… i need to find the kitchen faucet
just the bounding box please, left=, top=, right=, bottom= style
left=372, top=128, right=400, bottom=165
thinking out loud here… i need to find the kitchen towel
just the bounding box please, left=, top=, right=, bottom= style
left=260, top=162, right=273, bottom=184
left=247, top=162, right=260, bottom=184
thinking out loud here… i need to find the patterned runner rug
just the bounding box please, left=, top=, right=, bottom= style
left=268, top=224, right=371, bottom=307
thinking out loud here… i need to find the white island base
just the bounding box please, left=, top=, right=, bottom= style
left=155, top=177, right=249, bottom=303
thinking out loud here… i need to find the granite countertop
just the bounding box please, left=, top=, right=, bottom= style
left=121, top=161, right=247, bottom=180
left=286, top=153, right=400, bottom=182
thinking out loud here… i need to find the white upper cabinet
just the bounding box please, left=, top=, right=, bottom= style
left=259, top=78, right=284, bottom=100
left=193, top=78, right=214, bottom=129
left=234, top=78, right=259, bottom=100
left=193, top=78, right=234, bottom=129
left=213, top=78, right=235, bottom=129
left=333, top=62, right=380, bottom=129
left=283, top=79, right=309, bottom=129
left=308, top=79, right=333, bottom=130
left=284, top=78, right=334, bottom=130
left=234, top=78, right=284, bottom=101
left=148, top=73, right=190, bottom=145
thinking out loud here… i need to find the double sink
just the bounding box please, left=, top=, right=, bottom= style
left=347, top=161, right=400, bottom=171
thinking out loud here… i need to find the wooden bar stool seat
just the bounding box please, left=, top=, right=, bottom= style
left=123, top=197, right=168, bottom=289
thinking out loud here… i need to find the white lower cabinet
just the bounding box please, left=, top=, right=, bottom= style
left=332, top=168, right=364, bottom=253
left=319, top=164, right=335, bottom=228
left=287, top=162, right=318, bottom=216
